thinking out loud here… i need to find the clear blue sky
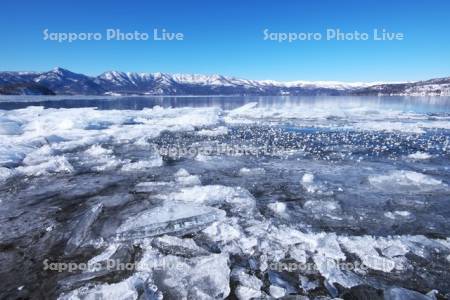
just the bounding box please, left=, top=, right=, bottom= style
left=1, top=0, right=449, bottom=81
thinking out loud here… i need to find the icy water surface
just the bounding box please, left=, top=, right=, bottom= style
left=0, top=96, right=449, bottom=299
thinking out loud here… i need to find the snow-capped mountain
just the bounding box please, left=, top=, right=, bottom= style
left=0, top=67, right=449, bottom=96
left=34, top=67, right=105, bottom=95
left=0, top=71, right=38, bottom=85
left=354, top=77, right=450, bottom=96
left=95, top=71, right=177, bottom=94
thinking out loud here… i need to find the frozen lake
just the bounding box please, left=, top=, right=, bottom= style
left=0, top=96, right=449, bottom=299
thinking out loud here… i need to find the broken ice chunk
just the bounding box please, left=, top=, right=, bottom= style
left=338, top=236, right=397, bottom=273
left=231, top=268, right=263, bottom=300
left=202, top=219, right=242, bottom=243
left=83, top=144, right=121, bottom=172
left=58, top=245, right=134, bottom=291
left=231, top=267, right=263, bottom=291
left=197, top=126, right=228, bottom=137
left=0, top=117, right=23, bottom=135
left=84, top=145, right=113, bottom=156
left=17, top=155, right=74, bottom=177
left=164, top=185, right=236, bottom=205
left=154, top=253, right=231, bottom=299
left=133, top=181, right=172, bottom=193
left=137, top=248, right=230, bottom=299
left=121, top=158, right=163, bottom=172
left=142, top=280, right=163, bottom=300
left=58, top=276, right=138, bottom=300
left=114, top=201, right=226, bottom=241
left=22, top=145, right=54, bottom=166
left=58, top=270, right=112, bottom=291
left=177, top=175, right=201, bottom=186
left=87, top=193, right=133, bottom=208
left=385, top=287, right=433, bottom=300
left=312, top=253, right=362, bottom=289
left=407, top=151, right=432, bottom=160
left=65, top=203, right=104, bottom=255
left=151, top=235, right=209, bottom=258
left=227, top=102, right=258, bottom=119
left=86, top=244, right=120, bottom=271
left=303, top=200, right=341, bottom=214
left=299, top=275, right=319, bottom=292
left=174, top=168, right=190, bottom=177
left=269, top=285, right=286, bottom=298
left=235, top=285, right=262, bottom=300
left=302, top=173, right=314, bottom=183
left=289, top=245, right=308, bottom=264
left=384, top=211, right=411, bottom=220
left=164, top=185, right=256, bottom=215
left=268, top=271, right=297, bottom=295
left=174, top=168, right=201, bottom=186
left=0, top=147, right=26, bottom=167
left=0, top=167, right=15, bottom=183
left=381, top=244, right=409, bottom=258
left=300, top=173, right=334, bottom=195
left=369, top=170, right=445, bottom=192
left=238, top=167, right=265, bottom=176
left=267, top=202, right=287, bottom=214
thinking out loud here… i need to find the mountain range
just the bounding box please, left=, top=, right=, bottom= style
left=0, top=67, right=449, bottom=96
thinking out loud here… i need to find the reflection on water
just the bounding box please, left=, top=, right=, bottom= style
left=0, top=95, right=449, bottom=113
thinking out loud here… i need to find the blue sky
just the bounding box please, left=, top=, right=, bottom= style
left=1, top=0, right=449, bottom=81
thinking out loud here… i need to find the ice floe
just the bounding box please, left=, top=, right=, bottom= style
left=238, top=167, right=265, bottom=176
left=267, top=202, right=287, bottom=214
left=174, top=168, right=201, bottom=186
left=197, top=126, right=228, bottom=137
left=385, top=211, right=412, bottom=219
left=120, top=158, right=163, bottom=172
left=369, top=170, right=445, bottom=191
left=408, top=151, right=432, bottom=160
